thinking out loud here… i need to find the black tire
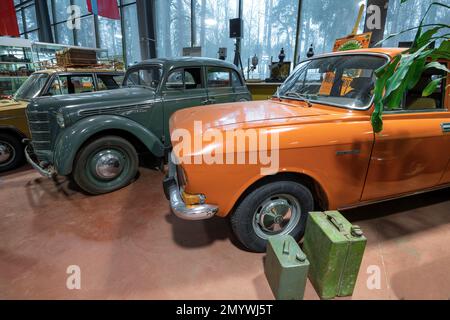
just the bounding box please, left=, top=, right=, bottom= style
left=73, top=136, right=139, bottom=195
left=0, top=132, right=25, bottom=173
left=231, top=181, right=314, bottom=252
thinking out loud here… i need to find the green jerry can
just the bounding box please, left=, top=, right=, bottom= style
left=265, top=235, right=310, bottom=300
left=302, top=211, right=366, bottom=300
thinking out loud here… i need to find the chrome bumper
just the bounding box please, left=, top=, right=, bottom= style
left=24, top=144, right=56, bottom=178
left=163, top=154, right=218, bottom=221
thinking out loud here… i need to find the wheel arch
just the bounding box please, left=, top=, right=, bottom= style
left=229, top=171, right=329, bottom=216
left=0, top=126, right=27, bottom=142
left=53, top=115, right=165, bottom=176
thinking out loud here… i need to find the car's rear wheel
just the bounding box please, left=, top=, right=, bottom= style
left=0, top=133, right=24, bottom=173
left=73, top=136, right=139, bottom=195
left=231, top=181, right=314, bottom=252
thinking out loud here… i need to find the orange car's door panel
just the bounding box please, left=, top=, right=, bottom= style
left=362, top=111, right=450, bottom=201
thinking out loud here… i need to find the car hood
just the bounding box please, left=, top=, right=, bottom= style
left=0, top=99, right=27, bottom=111
left=28, top=86, right=155, bottom=113
left=170, top=99, right=335, bottom=133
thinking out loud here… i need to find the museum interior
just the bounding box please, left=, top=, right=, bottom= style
left=0, top=0, right=449, bottom=301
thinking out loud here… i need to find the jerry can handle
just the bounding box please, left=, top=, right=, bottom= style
left=326, top=213, right=344, bottom=232
left=283, top=240, right=290, bottom=255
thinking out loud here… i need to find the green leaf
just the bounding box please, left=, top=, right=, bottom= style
left=422, top=77, right=444, bottom=97
left=424, top=61, right=450, bottom=73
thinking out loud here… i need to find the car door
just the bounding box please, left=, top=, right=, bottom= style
left=231, top=69, right=251, bottom=101
left=162, top=66, right=208, bottom=146
left=206, top=66, right=234, bottom=104
left=362, top=65, right=450, bottom=201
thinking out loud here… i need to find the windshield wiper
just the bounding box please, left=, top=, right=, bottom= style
left=284, top=91, right=312, bottom=107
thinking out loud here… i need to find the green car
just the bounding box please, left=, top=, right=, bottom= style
left=25, top=57, right=251, bottom=194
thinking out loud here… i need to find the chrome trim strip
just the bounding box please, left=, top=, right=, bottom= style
left=442, top=123, right=450, bottom=132
left=338, top=183, right=450, bottom=211
left=24, top=144, right=56, bottom=178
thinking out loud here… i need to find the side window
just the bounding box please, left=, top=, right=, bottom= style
left=48, top=76, right=63, bottom=96
left=207, top=67, right=231, bottom=88
left=404, top=67, right=446, bottom=111
left=184, top=68, right=203, bottom=90
left=57, top=75, right=95, bottom=94
left=97, top=74, right=122, bottom=91
left=166, top=68, right=203, bottom=90
left=386, top=66, right=447, bottom=111
left=166, top=70, right=184, bottom=90
left=231, top=70, right=243, bottom=87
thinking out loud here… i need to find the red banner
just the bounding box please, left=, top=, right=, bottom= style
left=87, top=0, right=120, bottom=20
left=0, top=0, right=20, bottom=37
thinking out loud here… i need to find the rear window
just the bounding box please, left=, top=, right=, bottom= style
left=97, top=74, right=123, bottom=91
left=207, top=67, right=231, bottom=88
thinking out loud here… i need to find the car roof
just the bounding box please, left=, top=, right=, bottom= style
left=310, top=47, right=407, bottom=60
left=135, top=57, right=239, bottom=70
left=33, top=68, right=123, bottom=75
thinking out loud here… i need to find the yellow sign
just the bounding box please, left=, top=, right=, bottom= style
left=333, top=32, right=372, bottom=52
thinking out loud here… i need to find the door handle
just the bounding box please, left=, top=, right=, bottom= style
left=442, top=123, right=450, bottom=133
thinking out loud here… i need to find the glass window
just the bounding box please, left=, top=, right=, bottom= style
left=242, top=0, right=300, bottom=79
left=231, top=70, right=243, bottom=87
left=13, top=73, right=49, bottom=100
left=98, top=16, right=123, bottom=60
left=207, top=67, right=231, bottom=88
left=26, top=30, right=39, bottom=41
left=383, top=0, right=450, bottom=47
left=387, top=65, right=447, bottom=111
left=75, top=15, right=96, bottom=48
left=193, top=0, right=238, bottom=62
left=124, top=66, right=163, bottom=89
left=16, top=10, right=24, bottom=34
left=184, top=68, right=203, bottom=89
left=122, top=3, right=141, bottom=65
left=166, top=70, right=184, bottom=89
left=53, top=0, right=71, bottom=23
left=23, top=5, right=38, bottom=31
left=156, top=0, right=192, bottom=57
left=57, top=75, right=95, bottom=94
left=55, top=23, right=74, bottom=45
left=278, top=55, right=387, bottom=109
left=48, top=77, right=63, bottom=96
left=96, top=74, right=123, bottom=91
left=297, top=0, right=367, bottom=61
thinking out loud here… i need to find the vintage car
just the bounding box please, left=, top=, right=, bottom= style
left=164, top=48, right=450, bottom=252
left=0, top=68, right=124, bottom=173
left=25, top=57, right=251, bottom=194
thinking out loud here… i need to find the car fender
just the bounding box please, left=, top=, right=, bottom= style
left=53, top=115, right=164, bottom=176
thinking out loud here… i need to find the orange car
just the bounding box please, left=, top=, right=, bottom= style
left=163, top=48, right=450, bottom=252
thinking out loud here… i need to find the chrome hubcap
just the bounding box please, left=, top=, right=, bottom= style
left=0, top=141, right=14, bottom=166
left=253, top=194, right=301, bottom=239
left=94, top=150, right=124, bottom=179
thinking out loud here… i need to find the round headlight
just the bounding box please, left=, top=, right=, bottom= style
left=56, top=112, right=65, bottom=128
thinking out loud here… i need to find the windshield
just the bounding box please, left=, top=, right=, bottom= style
left=277, top=55, right=387, bottom=109
left=13, top=73, right=49, bottom=101
left=124, top=66, right=162, bottom=89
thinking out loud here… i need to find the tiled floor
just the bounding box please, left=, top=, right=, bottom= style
left=0, top=166, right=449, bottom=300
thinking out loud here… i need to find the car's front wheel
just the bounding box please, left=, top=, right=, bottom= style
left=73, top=136, right=139, bottom=195
left=0, top=133, right=25, bottom=173
left=231, top=181, right=314, bottom=252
